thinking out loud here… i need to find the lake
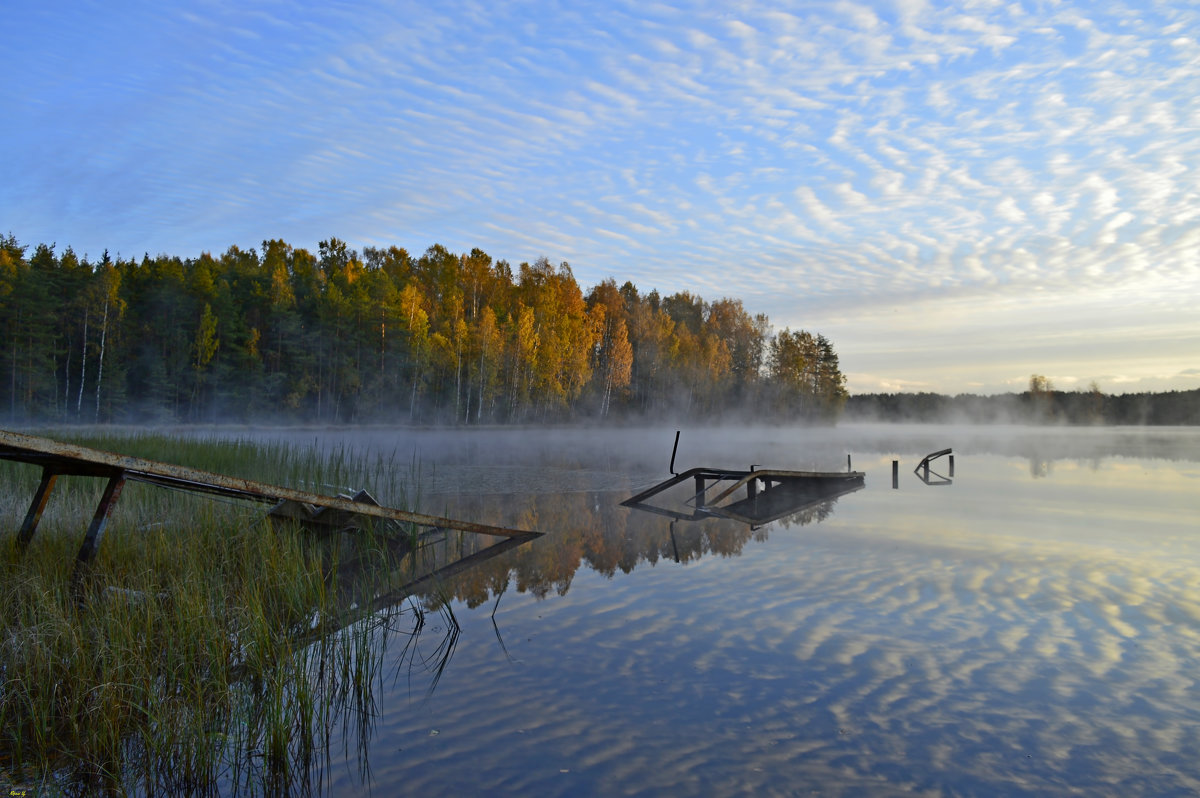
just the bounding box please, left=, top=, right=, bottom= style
left=216, top=424, right=1200, bottom=796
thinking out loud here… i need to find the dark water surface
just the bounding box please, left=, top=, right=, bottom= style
left=225, top=425, right=1200, bottom=796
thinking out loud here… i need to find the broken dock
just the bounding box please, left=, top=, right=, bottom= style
left=913, top=447, right=954, bottom=486
left=623, top=466, right=865, bottom=526
left=621, top=432, right=865, bottom=526
left=0, top=429, right=540, bottom=567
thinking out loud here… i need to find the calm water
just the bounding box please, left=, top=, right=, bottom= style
left=225, top=424, right=1200, bottom=796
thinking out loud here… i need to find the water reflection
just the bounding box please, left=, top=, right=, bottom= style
left=406, top=481, right=866, bottom=608
left=205, top=523, right=528, bottom=797
left=326, top=438, right=1200, bottom=796
left=621, top=463, right=866, bottom=528
left=179, top=425, right=1200, bottom=795
left=915, top=464, right=953, bottom=485
left=1029, top=455, right=1052, bottom=478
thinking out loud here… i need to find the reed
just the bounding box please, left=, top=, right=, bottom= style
left=0, top=431, right=440, bottom=795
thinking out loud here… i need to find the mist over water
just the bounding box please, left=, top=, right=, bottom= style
left=187, top=424, right=1200, bottom=796
left=189, top=422, right=1200, bottom=489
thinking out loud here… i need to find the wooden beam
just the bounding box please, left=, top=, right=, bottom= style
left=0, top=429, right=537, bottom=541
left=17, top=467, right=58, bottom=546
left=75, top=471, right=127, bottom=565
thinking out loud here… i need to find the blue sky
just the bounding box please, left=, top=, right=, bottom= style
left=4, top=0, right=1198, bottom=395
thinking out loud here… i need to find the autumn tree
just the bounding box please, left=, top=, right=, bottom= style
left=705, top=298, right=769, bottom=403
left=766, top=328, right=845, bottom=422
left=624, top=289, right=675, bottom=415
left=0, top=234, right=852, bottom=426
left=585, top=279, right=634, bottom=417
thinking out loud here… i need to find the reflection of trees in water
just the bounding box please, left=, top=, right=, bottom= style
left=429, top=491, right=758, bottom=607
left=426, top=490, right=844, bottom=607
left=772, top=498, right=839, bottom=529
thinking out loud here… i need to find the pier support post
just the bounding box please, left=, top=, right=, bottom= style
left=18, top=468, right=59, bottom=546
left=75, top=471, right=127, bottom=565
left=892, top=460, right=898, bottom=489
left=949, top=455, right=955, bottom=477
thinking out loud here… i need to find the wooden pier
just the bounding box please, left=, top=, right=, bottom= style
left=914, top=447, right=954, bottom=485
left=0, top=429, right=539, bottom=567
left=622, top=466, right=865, bottom=526
left=621, top=431, right=865, bottom=526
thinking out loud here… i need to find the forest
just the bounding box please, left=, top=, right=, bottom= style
left=846, top=377, right=1200, bottom=426
left=0, top=234, right=848, bottom=425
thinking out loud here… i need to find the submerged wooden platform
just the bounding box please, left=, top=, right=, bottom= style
left=620, top=431, right=866, bottom=526
left=0, top=429, right=539, bottom=567
left=622, top=466, right=865, bottom=526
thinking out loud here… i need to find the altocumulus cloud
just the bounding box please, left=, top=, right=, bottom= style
left=3, top=0, right=1199, bottom=393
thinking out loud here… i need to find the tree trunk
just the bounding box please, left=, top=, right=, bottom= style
left=477, top=347, right=486, bottom=422
left=76, top=309, right=87, bottom=412
left=10, top=309, right=18, bottom=418
left=63, top=333, right=71, bottom=417
left=94, top=298, right=108, bottom=422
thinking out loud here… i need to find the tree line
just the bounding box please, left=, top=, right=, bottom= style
left=0, top=234, right=848, bottom=425
left=846, top=375, right=1200, bottom=425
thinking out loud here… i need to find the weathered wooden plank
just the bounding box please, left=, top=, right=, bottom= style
left=702, top=468, right=865, bottom=508
left=913, top=447, right=954, bottom=486
left=0, top=429, right=537, bottom=540
left=914, top=448, right=952, bottom=472
left=712, top=477, right=866, bottom=526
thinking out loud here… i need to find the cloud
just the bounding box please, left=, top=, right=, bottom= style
left=5, top=0, right=1200, bottom=393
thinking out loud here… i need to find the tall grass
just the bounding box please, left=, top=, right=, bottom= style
left=0, top=431, right=446, bottom=795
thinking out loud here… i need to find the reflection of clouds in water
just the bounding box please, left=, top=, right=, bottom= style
left=321, top=446, right=1200, bottom=796
left=337, top=529, right=1200, bottom=796
left=842, top=455, right=1200, bottom=567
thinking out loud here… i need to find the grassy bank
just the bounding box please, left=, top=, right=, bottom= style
left=0, top=431, right=438, bottom=795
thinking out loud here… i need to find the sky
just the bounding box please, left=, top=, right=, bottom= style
left=3, top=0, right=1198, bottom=396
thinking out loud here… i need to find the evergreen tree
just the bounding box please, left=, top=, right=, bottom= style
left=0, top=234, right=862, bottom=425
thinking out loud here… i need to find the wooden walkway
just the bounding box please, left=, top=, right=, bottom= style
left=0, top=429, right=539, bottom=566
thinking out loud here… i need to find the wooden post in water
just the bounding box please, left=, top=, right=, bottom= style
left=949, top=455, right=955, bottom=477
left=892, top=460, right=898, bottom=489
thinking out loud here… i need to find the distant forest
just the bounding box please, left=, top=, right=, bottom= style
left=847, top=377, right=1200, bottom=426
left=0, top=234, right=848, bottom=425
